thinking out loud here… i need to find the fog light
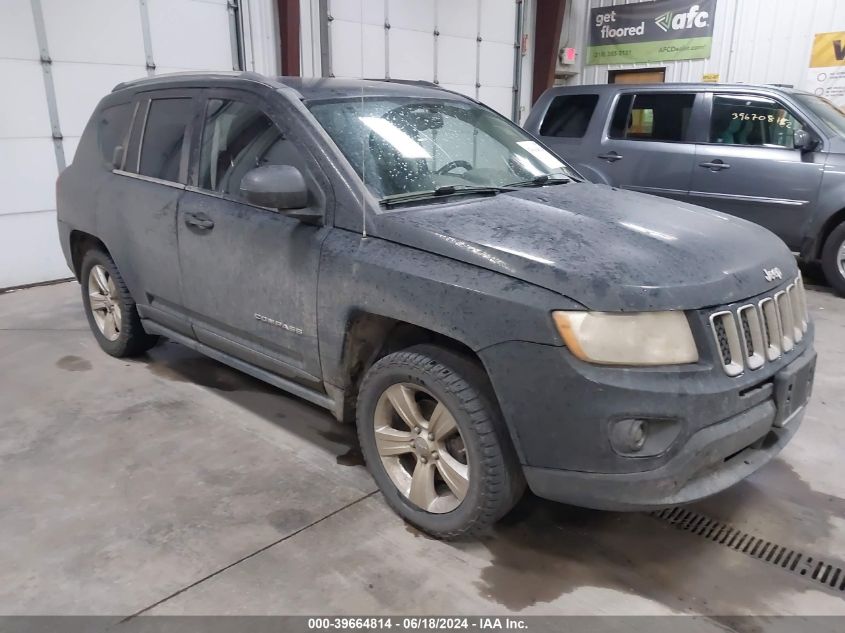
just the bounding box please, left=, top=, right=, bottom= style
left=609, top=417, right=682, bottom=457
left=611, top=419, right=647, bottom=454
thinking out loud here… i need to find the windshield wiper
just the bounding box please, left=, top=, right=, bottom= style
left=380, top=185, right=512, bottom=207
left=506, top=174, right=571, bottom=188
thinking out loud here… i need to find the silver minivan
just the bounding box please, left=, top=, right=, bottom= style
left=525, top=83, right=845, bottom=296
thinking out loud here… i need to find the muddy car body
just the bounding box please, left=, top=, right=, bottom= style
left=57, top=73, right=816, bottom=537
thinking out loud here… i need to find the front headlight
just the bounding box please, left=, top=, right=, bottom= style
left=552, top=311, right=699, bottom=366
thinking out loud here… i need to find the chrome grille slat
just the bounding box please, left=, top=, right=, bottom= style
left=776, top=290, right=795, bottom=353
left=709, top=274, right=809, bottom=376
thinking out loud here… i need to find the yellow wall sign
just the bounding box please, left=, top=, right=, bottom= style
left=702, top=72, right=720, bottom=83
left=810, top=32, right=845, bottom=68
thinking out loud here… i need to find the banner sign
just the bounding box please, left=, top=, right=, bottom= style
left=587, top=0, right=717, bottom=66
left=804, top=32, right=845, bottom=106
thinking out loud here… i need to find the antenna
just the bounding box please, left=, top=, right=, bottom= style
left=359, top=1, right=367, bottom=239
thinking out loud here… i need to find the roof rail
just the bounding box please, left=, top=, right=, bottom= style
left=112, top=70, right=271, bottom=93
left=362, top=78, right=440, bottom=89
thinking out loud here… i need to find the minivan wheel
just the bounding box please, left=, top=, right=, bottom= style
left=80, top=249, right=158, bottom=357
left=821, top=222, right=845, bottom=297
left=357, top=345, right=524, bottom=539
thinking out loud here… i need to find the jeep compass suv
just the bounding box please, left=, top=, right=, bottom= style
left=56, top=73, right=816, bottom=538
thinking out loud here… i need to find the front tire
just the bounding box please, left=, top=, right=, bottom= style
left=357, top=345, right=524, bottom=538
left=821, top=222, right=845, bottom=297
left=80, top=249, right=158, bottom=357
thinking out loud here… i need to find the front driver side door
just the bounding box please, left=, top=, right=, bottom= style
left=176, top=90, right=332, bottom=386
left=689, top=93, right=825, bottom=249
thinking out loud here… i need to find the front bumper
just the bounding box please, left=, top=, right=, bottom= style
left=480, top=333, right=816, bottom=511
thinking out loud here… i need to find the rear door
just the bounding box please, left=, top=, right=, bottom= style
left=111, top=90, right=197, bottom=337
left=689, top=92, right=826, bottom=249
left=176, top=88, right=331, bottom=385
left=592, top=91, right=702, bottom=203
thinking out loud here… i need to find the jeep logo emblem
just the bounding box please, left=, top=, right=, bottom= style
left=764, top=267, right=783, bottom=282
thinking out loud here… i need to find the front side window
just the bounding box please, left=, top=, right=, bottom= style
left=608, top=92, right=695, bottom=142
left=308, top=97, right=576, bottom=202
left=709, top=95, right=805, bottom=148
left=198, top=98, right=304, bottom=201
left=539, top=94, right=599, bottom=138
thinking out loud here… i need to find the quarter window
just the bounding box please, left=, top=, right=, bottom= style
left=97, top=103, right=133, bottom=168
left=138, top=98, right=193, bottom=182
left=539, top=94, right=599, bottom=138
left=609, top=93, right=695, bottom=142
left=198, top=98, right=304, bottom=201
left=709, top=95, right=804, bottom=148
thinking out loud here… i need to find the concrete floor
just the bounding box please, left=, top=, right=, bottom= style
left=2, top=278, right=845, bottom=618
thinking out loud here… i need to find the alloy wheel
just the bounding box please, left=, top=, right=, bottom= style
left=88, top=264, right=122, bottom=342
left=373, top=383, right=470, bottom=513
left=838, top=241, right=845, bottom=279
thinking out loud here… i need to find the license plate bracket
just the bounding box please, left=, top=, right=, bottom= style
left=773, top=350, right=816, bottom=428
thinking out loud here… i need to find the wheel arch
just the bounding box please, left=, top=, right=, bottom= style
left=69, top=230, right=110, bottom=281
left=813, top=206, right=845, bottom=260
left=332, top=310, right=489, bottom=424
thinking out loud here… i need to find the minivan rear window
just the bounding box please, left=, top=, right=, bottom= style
left=138, top=98, right=193, bottom=182
left=609, top=93, right=695, bottom=142
left=539, top=94, right=599, bottom=138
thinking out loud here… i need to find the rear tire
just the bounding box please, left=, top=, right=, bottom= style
left=821, top=222, right=845, bottom=298
left=357, top=344, right=525, bottom=539
left=80, top=249, right=159, bottom=357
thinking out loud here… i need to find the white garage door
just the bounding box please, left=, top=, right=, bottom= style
left=326, top=0, right=518, bottom=118
left=0, top=0, right=238, bottom=288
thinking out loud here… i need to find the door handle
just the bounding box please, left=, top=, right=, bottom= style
left=184, top=212, right=215, bottom=230
left=598, top=152, right=623, bottom=163
left=699, top=160, right=731, bottom=171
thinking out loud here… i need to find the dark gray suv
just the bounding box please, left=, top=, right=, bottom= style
left=57, top=73, right=815, bottom=538
left=525, top=83, right=845, bottom=296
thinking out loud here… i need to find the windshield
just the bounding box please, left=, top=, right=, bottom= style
left=794, top=93, right=845, bottom=137
left=308, top=97, right=577, bottom=203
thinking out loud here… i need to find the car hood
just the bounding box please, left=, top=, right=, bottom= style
left=374, top=184, right=798, bottom=311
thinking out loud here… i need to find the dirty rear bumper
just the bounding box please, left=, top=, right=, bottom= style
left=523, top=397, right=803, bottom=511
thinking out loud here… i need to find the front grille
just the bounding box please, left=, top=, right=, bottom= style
left=709, top=274, right=809, bottom=376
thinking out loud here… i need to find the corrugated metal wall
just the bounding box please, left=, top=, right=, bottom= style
left=567, top=0, right=845, bottom=87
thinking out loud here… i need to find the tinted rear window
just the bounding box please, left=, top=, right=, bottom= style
left=97, top=103, right=133, bottom=168
left=609, top=93, right=695, bottom=142
left=539, top=94, right=599, bottom=138
left=138, top=98, right=193, bottom=182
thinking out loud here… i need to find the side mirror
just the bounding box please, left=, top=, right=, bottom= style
left=793, top=129, right=817, bottom=152
left=240, top=165, right=309, bottom=211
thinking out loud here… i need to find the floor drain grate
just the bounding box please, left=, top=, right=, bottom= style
left=652, top=507, right=845, bottom=594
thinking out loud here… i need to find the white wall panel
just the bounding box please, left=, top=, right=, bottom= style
left=437, top=0, right=477, bottom=39
left=0, top=0, right=39, bottom=60
left=41, top=0, right=145, bottom=66
left=0, top=211, right=71, bottom=288
left=389, top=0, right=435, bottom=33
left=0, top=60, right=51, bottom=139
left=330, top=0, right=384, bottom=25
left=479, top=40, right=513, bottom=87
left=63, top=136, right=81, bottom=166
left=389, top=28, right=435, bottom=80
left=437, top=35, right=476, bottom=85
left=479, top=85, right=512, bottom=116
left=0, top=139, right=59, bottom=215
left=51, top=62, right=147, bottom=137
left=330, top=21, right=385, bottom=78
left=147, top=0, right=232, bottom=70
left=480, top=0, right=515, bottom=44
